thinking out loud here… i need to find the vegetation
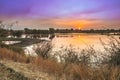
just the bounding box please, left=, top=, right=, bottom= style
left=24, top=28, right=120, bottom=35
left=33, top=41, right=53, bottom=59
left=54, top=46, right=95, bottom=65
left=11, top=30, right=23, bottom=38
left=0, top=37, right=42, bottom=47
left=0, top=48, right=28, bottom=63
left=0, top=43, right=120, bottom=80
left=0, top=63, right=29, bottom=80
left=0, top=28, right=9, bottom=37
left=0, top=21, right=120, bottom=79
left=0, top=37, right=119, bottom=80
left=100, top=37, right=120, bottom=66
left=0, top=41, right=24, bottom=54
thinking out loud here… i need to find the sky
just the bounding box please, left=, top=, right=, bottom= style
left=0, top=0, right=120, bottom=30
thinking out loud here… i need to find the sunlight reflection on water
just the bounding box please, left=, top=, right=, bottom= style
left=52, top=33, right=119, bottom=52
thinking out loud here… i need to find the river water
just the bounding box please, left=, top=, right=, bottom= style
left=52, top=33, right=119, bottom=52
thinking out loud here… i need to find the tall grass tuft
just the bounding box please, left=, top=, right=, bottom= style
left=33, top=41, right=52, bottom=59
left=100, top=36, right=120, bottom=66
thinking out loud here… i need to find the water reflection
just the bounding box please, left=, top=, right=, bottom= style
left=52, top=33, right=120, bottom=52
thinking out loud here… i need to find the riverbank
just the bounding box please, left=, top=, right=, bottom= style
left=0, top=37, right=43, bottom=47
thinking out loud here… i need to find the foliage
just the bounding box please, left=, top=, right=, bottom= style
left=0, top=29, right=9, bottom=37
left=0, top=42, right=24, bottom=54
left=12, top=31, right=23, bottom=38
left=33, top=41, right=53, bottom=59
left=54, top=46, right=97, bottom=66
left=101, top=37, right=120, bottom=66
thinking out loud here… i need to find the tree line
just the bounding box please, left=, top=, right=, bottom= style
left=0, top=21, right=120, bottom=38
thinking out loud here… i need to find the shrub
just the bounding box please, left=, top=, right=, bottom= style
left=101, top=37, right=120, bottom=66
left=0, top=29, right=9, bottom=37
left=33, top=41, right=52, bottom=59
left=54, top=46, right=97, bottom=66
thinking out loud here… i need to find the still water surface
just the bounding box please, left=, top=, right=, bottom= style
left=52, top=33, right=119, bottom=52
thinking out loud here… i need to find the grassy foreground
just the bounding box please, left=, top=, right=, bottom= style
left=0, top=47, right=120, bottom=80
left=0, top=62, right=29, bottom=80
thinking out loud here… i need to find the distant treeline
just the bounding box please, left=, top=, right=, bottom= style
left=0, top=27, right=120, bottom=38
left=0, top=21, right=120, bottom=35
left=24, top=28, right=120, bottom=35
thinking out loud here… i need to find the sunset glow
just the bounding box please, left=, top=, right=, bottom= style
left=0, top=0, right=120, bottom=29
left=78, top=27, right=81, bottom=30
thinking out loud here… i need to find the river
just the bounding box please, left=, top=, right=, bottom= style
left=52, top=33, right=119, bottom=52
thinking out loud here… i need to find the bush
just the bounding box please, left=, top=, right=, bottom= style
left=54, top=46, right=97, bottom=66
left=33, top=41, right=53, bottom=59
left=11, top=31, right=23, bottom=38
left=101, top=37, right=120, bottom=66
left=0, top=29, right=9, bottom=37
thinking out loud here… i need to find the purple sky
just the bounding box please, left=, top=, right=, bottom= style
left=0, top=0, right=120, bottom=29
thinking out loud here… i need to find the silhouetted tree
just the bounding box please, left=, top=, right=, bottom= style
left=12, top=31, right=23, bottom=38
left=0, top=29, right=9, bottom=37
left=49, top=28, right=55, bottom=34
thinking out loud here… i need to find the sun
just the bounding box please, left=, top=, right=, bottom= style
left=75, top=24, right=83, bottom=30
left=78, top=27, right=81, bottom=30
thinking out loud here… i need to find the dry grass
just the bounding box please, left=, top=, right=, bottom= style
left=0, top=48, right=29, bottom=63
left=31, top=57, right=63, bottom=76
left=63, top=64, right=120, bottom=80
left=0, top=47, right=120, bottom=80
left=0, top=48, right=63, bottom=78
